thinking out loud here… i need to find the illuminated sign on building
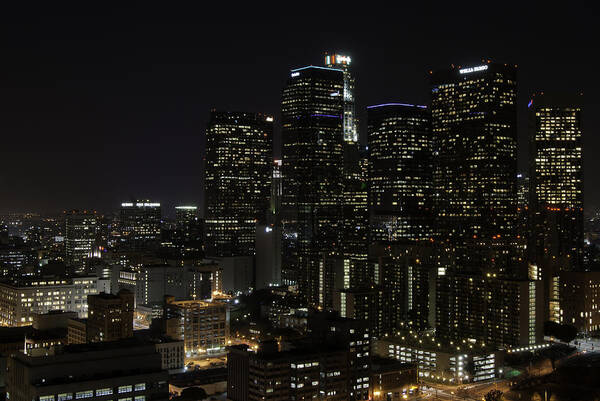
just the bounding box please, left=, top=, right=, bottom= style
left=459, top=65, right=488, bottom=74
left=291, top=72, right=300, bottom=78
left=325, top=54, right=351, bottom=66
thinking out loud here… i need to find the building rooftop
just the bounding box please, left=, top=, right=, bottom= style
left=380, top=330, right=498, bottom=355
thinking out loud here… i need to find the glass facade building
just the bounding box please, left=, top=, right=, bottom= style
left=204, top=111, right=273, bottom=257
left=430, top=62, right=518, bottom=275
left=281, top=65, right=345, bottom=304
left=367, top=103, right=433, bottom=242
left=528, top=93, right=584, bottom=321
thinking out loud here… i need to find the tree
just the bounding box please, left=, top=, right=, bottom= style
left=485, top=389, right=503, bottom=401
left=543, top=321, right=578, bottom=343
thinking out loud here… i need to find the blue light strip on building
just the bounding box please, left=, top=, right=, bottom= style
left=310, top=114, right=341, bottom=118
left=366, top=103, right=427, bottom=109
left=291, top=65, right=343, bottom=73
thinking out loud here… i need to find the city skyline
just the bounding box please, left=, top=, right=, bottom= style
left=1, top=4, right=600, bottom=400
left=0, top=3, right=598, bottom=214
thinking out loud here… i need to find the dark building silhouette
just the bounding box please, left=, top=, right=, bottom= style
left=204, top=111, right=273, bottom=257
left=119, top=200, right=162, bottom=250
left=430, top=61, right=518, bottom=275
left=281, top=65, right=345, bottom=305
left=528, top=93, right=584, bottom=322
left=64, top=210, right=98, bottom=273
left=87, top=289, right=134, bottom=343
left=367, top=103, right=433, bottom=242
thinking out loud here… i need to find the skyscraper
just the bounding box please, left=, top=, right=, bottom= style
left=65, top=210, right=98, bottom=270
left=281, top=65, right=345, bottom=305
left=119, top=200, right=162, bottom=250
left=367, top=103, right=433, bottom=242
left=174, top=205, right=202, bottom=251
left=204, top=111, right=273, bottom=257
left=430, top=61, right=518, bottom=275
left=175, top=205, right=198, bottom=228
left=528, top=93, right=583, bottom=321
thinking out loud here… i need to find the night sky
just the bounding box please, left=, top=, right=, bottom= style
left=1, top=3, right=598, bottom=216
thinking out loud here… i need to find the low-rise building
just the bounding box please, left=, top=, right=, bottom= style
left=164, top=296, right=229, bottom=356
left=375, top=332, right=504, bottom=383
left=0, top=276, right=98, bottom=326
left=370, top=357, right=417, bottom=401
left=67, top=317, right=87, bottom=344
left=560, top=271, right=600, bottom=333
left=6, top=339, right=169, bottom=401
left=227, top=342, right=351, bottom=401
left=169, top=367, right=228, bottom=397
left=87, top=289, right=134, bottom=342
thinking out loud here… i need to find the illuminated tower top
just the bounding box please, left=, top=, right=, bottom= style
left=324, top=52, right=357, bottom=143
left=325, top=53, right=352, bottom=70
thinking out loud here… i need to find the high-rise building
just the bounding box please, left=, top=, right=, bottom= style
left=528, top=93, right=584, bottom=321
left=119, top=200, right=162, bottom=250
left=174, top=205, right=201, bottom=243
left=431, top=61, right=518, bottom=275
left=436, top=274, right=543, bottom=348
left=175, top=206, right=197, bottom=227
left=204, top=111, right=273, bottom=257
left=367, top=103, right=433, bottom=242
left=281, top=65, right=345, bottom=305
left=324, top=53, right=357, bottom=143
left=87, top=289, right=134, bottom=343
left=369, top=242, right=438, bottom=333
left=65, top=210, right=98, bottom=270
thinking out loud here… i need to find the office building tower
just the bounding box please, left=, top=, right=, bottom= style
left=367, top=103, right=433, bottom=242
left=0, top=241, right=35, bottom=280
left=164, top=296, right=229, bottom=357
left=119, top=200, right=162, bottom=250
left=6, top=339, right=169, bottom=401
left=174, top=206, right=201, bottom=247
left=0, top=276, right=98, bottom=326
left=175, top=205, right=197, bottom=227
left=281, top=65, right=345, bottom=305
left=325, top=53, right=357, bottom=143
left=87, top=289, right=134, bottom=343
left=431, top=61, right=518, bottom=274
left=64, top=210, right=98, bottom=271
left=204, top=111, right=273, bottom=257
left=528, top=93, right=584, bottom=321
